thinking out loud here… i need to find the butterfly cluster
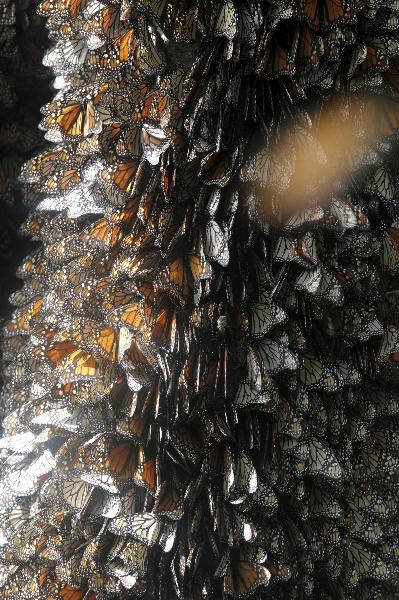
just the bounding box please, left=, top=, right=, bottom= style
left=1, top=0, right=399, bottom=599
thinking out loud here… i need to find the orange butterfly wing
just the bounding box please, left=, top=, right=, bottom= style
left=54, top=103, right=84, bottom=137
left=59, top=586, right=88, bottom=600
left=106, top=441, right=137, bottom=478
left=113, top=160, right=139, bottom=194
left=302, top=0, right=349, bottom=28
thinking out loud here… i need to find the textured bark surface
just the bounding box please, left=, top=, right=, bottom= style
left=0, top=0, right=49, bottom=319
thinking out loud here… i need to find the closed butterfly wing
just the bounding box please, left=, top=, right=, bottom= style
left=249, top=302, right=286, bottom=339
left=299, top=0, right=353, bottom=29
left=258, top=339, right=298, bottom=373
left=214, top=0, right=238, bottom=41
left=203, top=220, right=229, bottom=267
left=153, top=482, right=183, bottom=520
left=224, top=558, right=270, bottom=598
left=108, top=512, right=176, bottom=552
left=307, top=438, right=342, bottom=480
left=365, top=165, right=396, bottom=203
left=225, top=451, right=258, bottom=503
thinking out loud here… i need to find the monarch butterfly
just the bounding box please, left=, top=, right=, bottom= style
left=353, top=443, right=398, bottom=481
left=114, top=302, right=145, bottom=333
left=134, top=25, right=167, bottom=73
left=87, top=485, right=122, bottom=518
left=4, top=501, right=30, bottom=534
left=307, top=438, right=342, bottom=480
left=4, top=450, right=55, bottom=496
left=223, top=554, right=271, bottom=598
left=380, top=228, right=399, bottom=273
left=189, top=253, right=213, bottom=287
left=171, top=424, right=204, bottom=465
left=214, top=0, right=238, bottom=41
left=7, top=523, right=47, bottom=563
left=81, top=5, right=122, bottom=50
left=142, top=124, right=169, bottom=165
left=274, top=232, right=318, bottom=266
left=356, top=39, right=392, bottom=75
left=257, top=23, right=298, bottom=79
left=37, top=0, right=68, bottom=17
left=307, top=485, right=342, bottom=518
left=109, top=537, right=149, bottom=576
left=137, top=281, right=156, bottom=304
left=225, top=451, right=257, bottom=502
left=134, top=449, right=157, bottom=493
left=33, top=400, right=108, bottom=436
left=19, top=213, right=47, bottom=240
left=326, top=198, right=369, bottom=230
left=59, top=586, right=95, bottom=600
left=108, top=512, right=176, bottom=552
left=263, top=561, right=292, bottom=584
left=59, top=476, right=93, bottom=510
left=299, top=0, right=353, bottom=29
left=372, top=96, right=399, bottom=137
left=200, top=149, right=238, bottom=187
left=151, top=306, right=176, bottom=349
left=100, top=286, right=133, bottom=317
left=202, top=442, right=230, bottom=478
left=43, top=38, right=88, bottom=72
left=5, top=297, right=44, bottom=334
left=140, top=374, right=161, bottom=417
left=283, top=205, right=325, bottom=230
left=154, top=207, right=186, bottom=255
left=159, top=68, right=191, bottom=106
left=46, top=340, right=91, bottom=365
left=159, top=257, right=192, bottom=302
left=365, top=165, right=396, bottom=203
left=23, top=210, right=77, bottom=242
left=234, top=381, right=275, bottom=410
left=58, top=435, right=138, bottom=483
left=85, top=44, right=123, bottom=72
left=297, top=21, right=323, bottom=65
left=87, top=570, right=121, bottom=595
left=300, top=353, right=333, bottom=388
left=378, top=325, right=399, bottom=362
left=241, top=477, right=278, bottom=514
left=116, top=413, right=150, bottom=443
left=345, top=505, right=384, bottom=544
left=109, top=195, right=140, bottom=227
left=258, top=339, right=298, bottom=374
left=236, top=3, right=262, bottom=46
left=153, top=482, right=183, bottom=520
left=348, top=488, right=394, bottom=519
left=131, top=90, right=170, bottom=124
left=100, top=160, right=139, bottom=206
left=22, top=148, right=82, bottom=193
left=136, top=0, right=168, bottom=21
left=114, top=28, right=139, bottom=63
left=346, top=539, right=390, bottom=579
left=40, top=99, right=102, bottom=139
left=79, top=218, right=123, bottom=248
left=122, top=340, right=157, bottom=389
left=203, top=220, right=229, bottom=267
left=240, top=146, right=293, bottom=192
left=115, top=124, right=143, bottom=157
left=54, top=379, right=110, bottom=406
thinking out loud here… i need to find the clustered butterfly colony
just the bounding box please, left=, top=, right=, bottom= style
left=1, top=0, right=399, bottom=599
